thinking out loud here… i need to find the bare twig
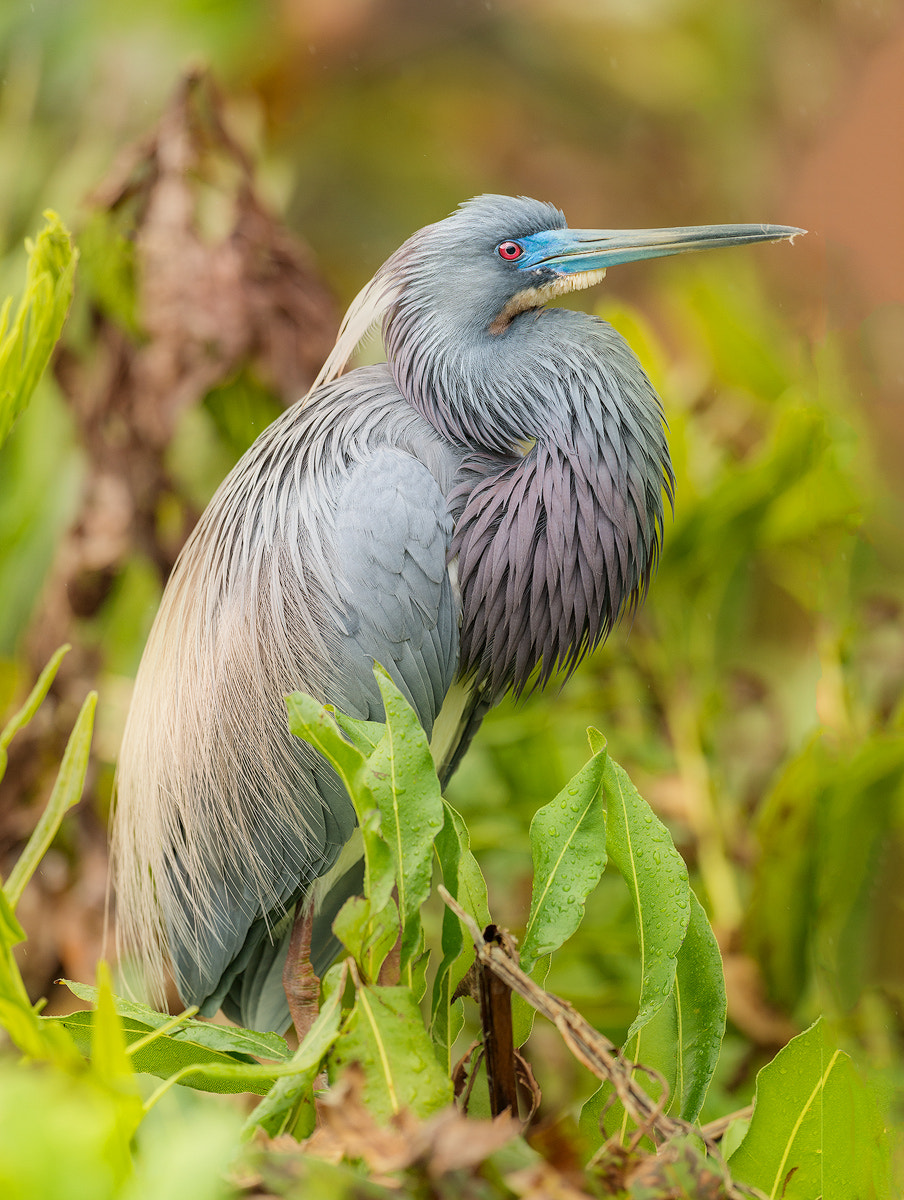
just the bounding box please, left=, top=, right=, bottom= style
left=477, top=923, right=520, bottom=1118
left=438, top=885, right=708, bottom=1150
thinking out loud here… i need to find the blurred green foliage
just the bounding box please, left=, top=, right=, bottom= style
left=0, top=0, right=901, bottom=1192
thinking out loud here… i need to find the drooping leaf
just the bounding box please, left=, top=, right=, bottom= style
left=430, top=798, right=490, bottom=1067
left=45, top=1010, right=284, bottom=1095
left=286, top=690, right=395, bottom=916
left=728, top=1018, right=890, bottom=1200
left=579, top=749, right=693, bottom=1144
left=581, top=888, right=725, bottom=1141
left=669, top=891, right=725, bottom=1121
left=60, top=979, right=290, bottom=1062
left=510, top=732, right=608, bottom=1047
left=329, top=982, right=453, bottom=1123
left=603, top=752, right=690, bottom=1045
left=366, top=667, right=444, bottom=976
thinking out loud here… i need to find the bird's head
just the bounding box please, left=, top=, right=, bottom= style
left=310, top=194, right=804, bottom=394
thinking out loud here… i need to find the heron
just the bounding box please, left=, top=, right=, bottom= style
left=113, top=194, right=802, bottom=1034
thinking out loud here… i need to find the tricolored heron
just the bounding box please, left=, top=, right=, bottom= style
left=114, top=195, right=802, bottom=1032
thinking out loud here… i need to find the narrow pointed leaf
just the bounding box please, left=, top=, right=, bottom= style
left=4, top=690, right=96, bottom=909
left=670, top=891, right=725, bottom=1120
left=0, top=888, right=81, bottom=1066
left=579, top=752, right=692, bottom=1145
left=45, top=1010, right=285, bottom=1094
left=0, top=645, right=70, bottom=780
left=90, top=963, right=142, bottom=1184
left=60, top=979, right=290, bottom=1061
left=581, top=888, right=725, bottom=1141
left=287, top=691, right=395, bottom=911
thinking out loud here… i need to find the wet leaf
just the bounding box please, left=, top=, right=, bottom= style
left=579, top=748, right=694, bottom=1144
left=287, top=691, right=395, bottom=917
left=520, top=731, right=608, bottom=973
left=728, top=1018, right=890, bottom=1200
left=45, top=1011, right=283, bottom=1095
left=329, top=983, right=453, bottom=1122
left=603, top=752, right=690, bottom=1046
left=366, top=667, right=444, bottom=977
left=430, top=798, right=490, bottom=1068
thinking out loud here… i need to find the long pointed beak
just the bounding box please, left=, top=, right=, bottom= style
left=516, top=223, right=806, bottom=273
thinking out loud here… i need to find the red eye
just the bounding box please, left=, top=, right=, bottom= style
left=496, top=240, right=523, bottom=261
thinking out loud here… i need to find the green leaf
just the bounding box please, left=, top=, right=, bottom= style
left=332, top=709, right=386, bottom=755
left=333, top=894, right=400, bottom=980
left=45, top=1010, right=285, bottom=1095
left=366, top=667, right=444, bottom=977
left=287, top=690, right=395, bottom=915
left=0, top=644, right=69, bottom=782
left=579, top=753, right=693, bottom=1145
left=430, top=798, right=490, bottom=1068
left=669, top=891, right=725, bottom=1121
left=520, top=731, right=608, bottom=973
left=0, top=887, right=81, bottom=1066
left=0, top=1058, right=141, bottom=1200
left=0, top=212, right=78, bottom=448
left=582, top=888, right=725, bottom=1141
left=3, top=689, right=96, bottom=909
left=329, top=982, right=453, bottom=1122
left=60, top=979, right=290, bottom=1062
left=90, top=963, right=142, bottom=1185
left=247, top=961, right=348, bottom=1138
left=603, top=754, right=690, bottom=1045
left=125, top=1102, right=243, bottom=1200
left=728, top=1019, right=890, bottom=1200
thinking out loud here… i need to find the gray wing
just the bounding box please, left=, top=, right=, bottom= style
left=328, top=445, right=459, bottom=730
left=213, top=445, right=460, bottom=1030
left=115, top=369, right=463, bottom=1033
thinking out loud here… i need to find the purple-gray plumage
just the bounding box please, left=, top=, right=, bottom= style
left=113, top=194, right=802, bottom=1031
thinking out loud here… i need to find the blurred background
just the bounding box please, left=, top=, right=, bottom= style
left=0, top=0, right=902, bottom=1138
